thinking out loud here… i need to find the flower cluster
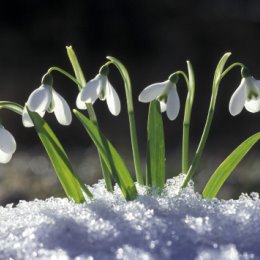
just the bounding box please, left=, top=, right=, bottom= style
left=1, top=57, right=260, bottom=169
left=1, top=50, right=260, bottom=203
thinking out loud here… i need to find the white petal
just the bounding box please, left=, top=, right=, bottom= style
left=52, top=89, right=72, bottom=125
left=0, top=127, right=16, bottom=154
left=22, top=107, right=45, bottom=127
left=0, top=150, right=13, bottom=163
left=252, top=77, right=260, bottom=90
left=245, top=98, right=260, bottom=113
left=229, top=79, right=247, bottom=116
left=105, top=80, right=121, bottom=116
left=27, top=85, right=52, bottom=113
left=76, top=91, right=87, bottom=110
left=97, top=75, right=107, bottom=101
left=166, top=85, right=180, bottom=120
left=22, top=108, right=34, bottom=127
left=81, top=75, right=101, bottom=103
left=159, top=101, right=167, bottom=112
left=138, top=81, right=168, bottom=103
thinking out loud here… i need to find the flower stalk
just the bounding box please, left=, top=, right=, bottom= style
left=182, top=53, right=233, bottom=188
left=66, top=46, right=114, bottom=192
left=107, top=56, right=144, bottom=185
left=180, top=62, right=195, bottom=174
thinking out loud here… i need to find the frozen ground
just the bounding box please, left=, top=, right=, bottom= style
left=0, top=174, right=259, bottom=260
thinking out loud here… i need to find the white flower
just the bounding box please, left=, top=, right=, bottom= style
left=138, top=76, right=180, bottom=120
left=76, top=73, right=121, bottom=116
left=22, top=74, right=72, bottom=127
left=229, top=76, right=260, bottom=116
left=0, top=126, right=16, bottom=163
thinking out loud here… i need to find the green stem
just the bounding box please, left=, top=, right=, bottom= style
left=221, top=62, right=244, bottom=79
left=66, top=46, right=114, bottom=192
left=107, top=56, right=144, bottom=185
left=47, top=67, right=82, bottom=90
left=178, top=62, right=195, bottom=174
left=0, top=101, right=23, bottom=115
left=182, top=55, right=241, bottom=188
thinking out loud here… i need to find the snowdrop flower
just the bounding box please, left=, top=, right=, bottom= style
left=0, top=126, right=16, bottom=163
left=138, top=73, right=180, bottom=120
left=22, top=73, right=72, bottom=127
left=76, top=65, right=121, bottom=116
left=229, top=67, right=260, bottom=116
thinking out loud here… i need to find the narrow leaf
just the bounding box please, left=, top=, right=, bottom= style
left=203, top=132, right=260, bottom=199
left=146, top=101, right=165, bottom=189
left=214, top=52, right=231, bottom=86
left=28, top=109, right=93, bottom=203
left=74, top=109, right=138, bottom=201
left=66, top=46, right=86, bottom=88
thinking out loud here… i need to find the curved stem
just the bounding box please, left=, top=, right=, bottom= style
left=221, top=62, right=244, bottom=79
left=0, top=101, right=23, bottom=115
left=107, top=56, right=144, bottom=185
left=175, top=70, right=189, bottom=87
left=182, top=54, right=237, bottom=188
left=179, top=63, right=195, bottom=173
left=47, top=67, right=83, bottom=90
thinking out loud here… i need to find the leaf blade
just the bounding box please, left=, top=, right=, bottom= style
left=203, top=132, right=260, bottom=199
left=214, top=52, right=232, bottom=85
left=74, top=109, right=137, bottom=200
left=28, top=109, right=93, bottom=202
left=146, top=101, right=165, bottom=189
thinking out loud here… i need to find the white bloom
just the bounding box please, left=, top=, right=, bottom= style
left=22, top=84, right=72, bottom=127
left=76, top=73, right=121, bottom=116
left=229, top=76, right=260, bottom=116
left=0, top=126, right=16, bottom=163
left=138, top=79, right=180, bottom=120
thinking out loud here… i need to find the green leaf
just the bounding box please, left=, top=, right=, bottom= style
left=66, top=46, right=86, bottom=88
left=0, top=101, right=23, bottom=115
left=203, top=132, right=260, bottom=199
left=213, top=52, right=231, bottom=88
left=146, top=100, right=165, bottom=189
left=28, top=109, right=93, bottom=203
left=74, top=109, right=138, bottom=201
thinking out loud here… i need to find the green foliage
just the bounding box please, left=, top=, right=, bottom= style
left=1, top=51, right=258, bottom=203
left=203, top=132, right=260, bottom=199
left=74, top=109, right=138, bottom=201
left=146, top=100, right=165, bottom=189
left=28, top=109, right=93, bottom=203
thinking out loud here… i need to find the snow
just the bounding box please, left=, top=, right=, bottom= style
left=0, top=174, right=259, bottom=260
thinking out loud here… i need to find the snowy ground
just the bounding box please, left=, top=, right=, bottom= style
left=0, top=174, right=259, bottom=260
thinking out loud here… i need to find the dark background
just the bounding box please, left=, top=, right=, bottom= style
left=0, top=0, right=260, bottom=204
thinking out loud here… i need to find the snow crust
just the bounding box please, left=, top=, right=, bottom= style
left=0, top=174, right=259, bottom=260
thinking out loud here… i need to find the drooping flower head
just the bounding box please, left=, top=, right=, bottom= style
left=138, top=73, right=180, bottom=120
left=0, top=125, right=16, bottom=163
left=22, top=73, right=72, bottom=127
left=76, top=65, right=121, bottom=116
left=229, top=67, right=260, bottom=116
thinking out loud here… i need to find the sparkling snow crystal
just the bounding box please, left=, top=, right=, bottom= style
left=0, top=174, right=260, bottom=260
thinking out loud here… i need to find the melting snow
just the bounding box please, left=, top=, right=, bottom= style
left=0, top=174, right=259, bottom=260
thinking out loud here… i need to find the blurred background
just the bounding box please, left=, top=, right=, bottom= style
left=0, top=0, right=260, bottom=205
